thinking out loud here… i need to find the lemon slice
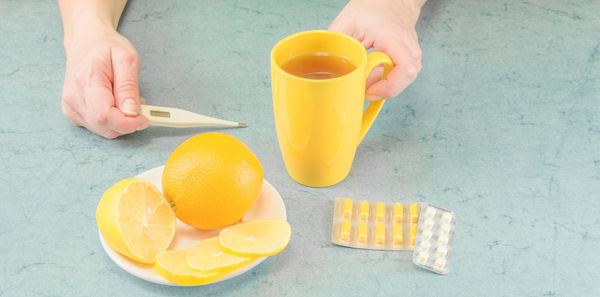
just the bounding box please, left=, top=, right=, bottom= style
left=219, top=219, right=291, bottom=257
left=155, top=249, right=226, bottom=285
left=96, top=178, right=176, bottom=264
left=187, top=237, right=255, bottom=272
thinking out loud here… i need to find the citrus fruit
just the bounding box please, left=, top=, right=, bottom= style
left=219, top=219, right=291, bottom=257
left=162, top=132, right=263, bottom=230
left=96, top=178, right=176, bottom=264
left=187, top=237, right=254, bottom=272
left=154, top=249, right=226, bottom=285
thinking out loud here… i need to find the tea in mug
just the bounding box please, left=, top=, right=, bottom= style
left=281, top=52, right=356, bottom=79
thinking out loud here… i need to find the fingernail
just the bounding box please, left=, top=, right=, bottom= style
left=366, top=94, right=382, bottom=100
left=122, top=99, right=138, bottom=116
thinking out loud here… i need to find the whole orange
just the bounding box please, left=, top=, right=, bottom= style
left=162, top=133, right=263, bottom=230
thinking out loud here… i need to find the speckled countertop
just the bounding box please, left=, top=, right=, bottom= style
left=1, top=0, right=599, bottom=296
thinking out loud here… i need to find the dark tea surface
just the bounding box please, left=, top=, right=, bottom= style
left=281, top=52, right=356, bottom=79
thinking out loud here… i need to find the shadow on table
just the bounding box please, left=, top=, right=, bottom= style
left=126, top=257, right=276, bottom=295
left=117, top=126, right=247, bottom=142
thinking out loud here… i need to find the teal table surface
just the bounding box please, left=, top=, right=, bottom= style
left=2, top=0, right=600, bottom=296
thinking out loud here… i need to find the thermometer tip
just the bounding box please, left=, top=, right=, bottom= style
left=238, top=123, right=248, bottom=128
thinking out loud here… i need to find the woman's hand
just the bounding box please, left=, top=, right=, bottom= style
left=61, top=25, right=148, bottom=139
left=330, top=0, right=425, bottom=100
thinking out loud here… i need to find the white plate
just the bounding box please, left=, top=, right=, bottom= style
left=98, top=165, right=287, bottom=286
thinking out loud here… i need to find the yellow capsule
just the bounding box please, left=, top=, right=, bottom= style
left=410, top=224, right=418, bottom=246
left=409, top=203, right=419, bottom=224
left=393, top=223, right=403, bottom=245
left=359, top=201, right=369, bottom=222
left=342, top=198, right=353, bottom=219
left=375, top=202, right=386, bottom=222
left=376, top=223, right=385, bottom=245
left=340, top=220, right=351, bottom=242
left=393, top=203, right=404, bottom=223
left=358, top=222, right=368, bottom=243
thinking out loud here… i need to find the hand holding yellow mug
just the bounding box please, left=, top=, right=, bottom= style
left=271, top=30, right=393, bottom=187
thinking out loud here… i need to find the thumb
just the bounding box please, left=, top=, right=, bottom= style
left=112, top=51, right=141, bottom=116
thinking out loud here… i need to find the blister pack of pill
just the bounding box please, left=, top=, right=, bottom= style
left=330, top=198, right=421, bottom=250
left=412, top=203, right=456, bottom=274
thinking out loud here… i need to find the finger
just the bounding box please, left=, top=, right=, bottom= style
left=77, top=101, right=121, bottom=138
left=84, top=123, right=121, bottom=139
left=366, top=66, right=384, bottom=88
left=62, top=89, right=86, bottom=126
left=112, top=49, right=141, bottom=116
left=62, top=103, right=85, bottom=127
left=100, top=130, right=121, bottom=139
left=328, top=18, right=373, bottom=50
left=84, top=77, right=147, bottom=134
left=73, top=105, right=120, bottom=139
left=82, top=112, right=136, bottom=139
left=104, top=107, right=149, bottom=134
left=366, top=40, right=421, bottom=100
left=77, top=121, right=120, bottom=139
left=366, top=62, right=420, bottom=100
left=360, top=36, right=374, bottom=50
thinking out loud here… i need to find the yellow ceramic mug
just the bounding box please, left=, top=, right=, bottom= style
left=271, top=30, right=393, bottom=187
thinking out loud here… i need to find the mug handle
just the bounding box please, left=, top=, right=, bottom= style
left=358, top=52, right=394, bottom=145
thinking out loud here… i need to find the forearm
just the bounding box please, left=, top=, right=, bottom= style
left=347, top=0, right=426, bottom=27
left=351, top=0, right=426, bottom=10
left=413, top=0, right=427, bottom=9
left=395, top=0, right=427, bottom=25
left=58, top=0, right=127, bottom=51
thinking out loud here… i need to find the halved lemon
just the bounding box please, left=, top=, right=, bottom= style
left=187, top=237, right=255, bottom=272
left=96, top=178, right=176, bottom=264
left=155, top=249, right=227, bottom=285
left=219, top=219, right=291, bottom=257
